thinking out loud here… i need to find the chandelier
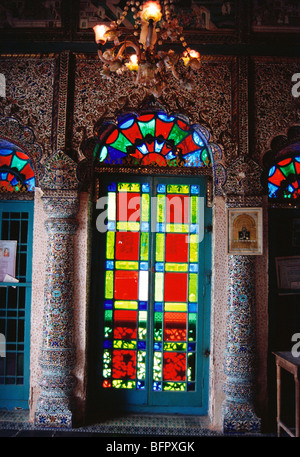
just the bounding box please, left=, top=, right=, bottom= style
left=93, top=0, right=201, bottom=98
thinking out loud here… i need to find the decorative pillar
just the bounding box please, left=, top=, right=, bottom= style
left=222, top=156, right=264, bottom=433
left=34, top=151, right=79, bottom=428
left=222, top=254, right=261, bottom=433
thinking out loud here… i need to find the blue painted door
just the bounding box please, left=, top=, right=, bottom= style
left=90, top=176, right=211, bottom=415
left=0, top=201, right=34, bottom=409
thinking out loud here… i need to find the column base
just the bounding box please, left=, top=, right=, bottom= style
left=222, top=400, right=261, bottom=434
left=34, top=398, right=73, bottom=428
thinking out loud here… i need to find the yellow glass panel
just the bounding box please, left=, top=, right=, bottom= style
left=191, top=196, right=198, bottom=224
left=140, top=232, right=149, bottom=261
left=189, top=234, right=198, bottom=262
left=118, top=183, right=140, bottom=192
left=157, top=194, right=165, bottom=223
left=114, top=300, right=138, bottom=309
left=105, top=271, right=114, bottom=299
left=165, top=263, right=188, bottom=272
left=167, top=184, right=189, bottom=194
left=115, top=261, right=139, bottom=270
left=189, top=274, right=198, bottom=302
left=106, top=232, right=115, bottom=260
left=155, top=233, right=164, bottom=262
left=166, top=224, right=189, bottom=233
left=117, top=221, right=140, bottom=231
left=141, top=193, right=150, bottom=222
left=164, top=303, right=187, bottom=312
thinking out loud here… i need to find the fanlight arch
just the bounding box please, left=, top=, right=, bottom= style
left=0, top=139, right=35, bottom=192
left=93, top=111, right=213, bottom=169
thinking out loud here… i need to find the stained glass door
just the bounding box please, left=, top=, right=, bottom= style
left=91, top=176, right=211, bottom=414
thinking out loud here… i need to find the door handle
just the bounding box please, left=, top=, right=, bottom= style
left=204, top=349, right=210, bottom=357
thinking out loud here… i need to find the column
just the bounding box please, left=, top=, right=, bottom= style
left=35, top=191, right=79, bottom=428
left=222, top=254, right=261, bottom=433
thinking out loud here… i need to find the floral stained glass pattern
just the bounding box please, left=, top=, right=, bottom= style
left=95, top=112, right=211, bottom=168
left=0, top=147, right=35, bottom=191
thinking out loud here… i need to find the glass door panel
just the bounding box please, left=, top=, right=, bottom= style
left=93, top=176, right=211, bottom=414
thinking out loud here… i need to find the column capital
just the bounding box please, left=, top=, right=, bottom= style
left=42, top=190, right=79, bottom=219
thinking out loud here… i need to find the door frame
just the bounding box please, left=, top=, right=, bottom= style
left=87, top=174, right=212, bottom=416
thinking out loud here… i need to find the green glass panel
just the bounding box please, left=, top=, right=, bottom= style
left=114, top=300, right=138, bottom=310
left=137, top=351, right=146, bottom=380
left=107, top=192, right=116, bottom=221
left=110, top=133, right=133, bottom=153
left=104, top=310, right=113, bottom=338
left=112, top=380, right=136, bottom=389
left=118, top=182, right=141, bottom=192
left=155, top=273, right=164, bottom=301
left=154, top=312, right=163, bottom=341
left=167, top=184, right=189, bottom=194
left=163, top=382, right=185, bottom=391
left=189, top=274, right=198, bottom=302
left=168, top=124, right=189, bottom=145
left=11, top=155, right=27, bottom=171
left=140, top=232, right=149, bottom=261
left=191, top=196, right=198, bottom=224
left=165, top=263, right=188, bottom=272
left=117, top=221, right=140, bottom=231
left=201, top=148, right=210, bottom=165
left=153, top=352, right=162, bottom=381
left=141, top=193, right=150, bottom=222
left=280, top=162, right=296, bottom=177
left=138, top=311, right=147, bottom=340
left=105, top=271, right=114, bottom=299
left=155, top=233, right=164, bottom=262
left=115, top=261, right=139, bottom=270
left=113, top=340, right=137, bottom=349
left=189, top=235, right=198, bottom=262
left=163, top=342, right=187, bottom=351
left=188, top=313, right=197, bottom=341
left=138, top=118, right=156, bottom=137
left=157, top=195, right=165, bottom=223
left=165, top=303, right=187, bottom=312
left=106, top=232, right=115, bottom=260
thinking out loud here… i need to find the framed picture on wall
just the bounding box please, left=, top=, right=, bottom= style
left=227, top=207, right=263, bottom=255
left=275, top=256, right=300, bottom=294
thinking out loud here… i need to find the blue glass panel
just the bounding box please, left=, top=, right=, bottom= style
left=137, top=381, right=145, bottom=390
left=189, top=263, right=198, bottom=272
left=188, top=303, right=197, bottom=313
left=154, top=342, right=162, bottom=351
left=141, top=222, right=149, bottom=232
left=142, top=183, right=150, bottom=193
left=104, top=300, right=113, bottom=309
left=157, top=184, right=166, bottom=193
left=138, top=301, right=148, bottom=310
left=155, top=262, right=164, bottom=272
left=107, top=221, right=116, bottom=231
left=188, top=343, right=196, bottom=351
left=156, top=223, right=165, bottom=233
left=138, top=341, right=146, bottom=349
left=104, top=340, right=112, bottom=348
left=153, top=381, right=162, bottom=391
left=106, top=260, right=114, bottom=270
left=108, top=182, right=117, bottom=192
left=140, top=262, right=148, bottom=270
left=154, top=140, right=164, bottom=153
left=191, top=185, right=200, bottom=194
left=154, top=302, right=163, bottom=312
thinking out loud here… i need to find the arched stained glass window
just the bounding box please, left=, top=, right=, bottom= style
left=268, top=155, right=300, bottom=200
left=0, top=141, right=35, bottom=192
left=94, top=112, right=211, bottom=168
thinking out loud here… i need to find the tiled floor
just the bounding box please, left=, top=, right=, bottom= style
left=0, top=409, right=277, bottom=438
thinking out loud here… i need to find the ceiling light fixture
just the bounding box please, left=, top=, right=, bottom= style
left=93, top=0, right=201, bottom=98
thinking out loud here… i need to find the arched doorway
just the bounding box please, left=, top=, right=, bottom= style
left=87, top=110, right=217, bottom=416
left=0, top=139, right=35, bottom=409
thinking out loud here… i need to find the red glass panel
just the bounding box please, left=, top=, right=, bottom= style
left=112, top=350, right=136, bottom=379
left=164, top=273, right=188, bottom=302
left=177, top=119, right=190, bottom=131
left=106, top=129, right=119, bottom=144
left=295, top=160, right=300, bottom=175
left=163, top=352, right=186, bottom=381
left=268, top=167, right=286, bottom=186
left=0, top=154, right=12, bottom=167
left=164, top=312, right=187, bottom=341
left=178, top=134, right=200, bottom=156
left=166, top=194, right=190, bottom=223
left=114, top=270, right=139, bottom=300
left=115, top=232, right=140, bottom=260
left=139, top=114, right=155, bottom=122
left=117, top=192, right=140, bottom=221
left=114, top=310, right=138, bottom=339
left=121, top=122, right=143, bottom=142
left=165, top=233, right=188, bottom=262
left=20, top=163, right=35, bottom=179
left=155, top=117, right=174, bottom=139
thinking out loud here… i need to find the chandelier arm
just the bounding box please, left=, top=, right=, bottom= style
left=117, top=41, right=141, bottom=60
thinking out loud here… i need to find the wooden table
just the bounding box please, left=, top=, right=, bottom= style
left=273, top=352, right=300, bottom=437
